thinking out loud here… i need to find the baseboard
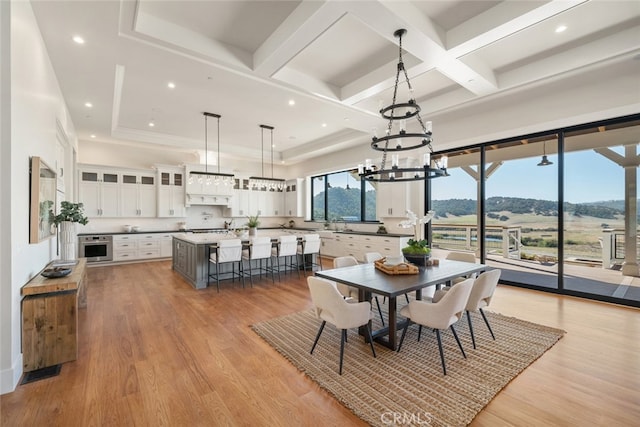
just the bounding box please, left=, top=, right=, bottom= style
left=0, top=353, right=22, bottom=395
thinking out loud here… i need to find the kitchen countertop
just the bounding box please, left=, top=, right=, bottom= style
left=78, top=227, right=319, bottom=237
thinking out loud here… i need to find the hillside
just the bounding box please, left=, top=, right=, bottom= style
left=432, top=197, right=627, bottom=220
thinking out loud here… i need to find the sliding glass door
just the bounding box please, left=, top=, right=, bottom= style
left=564, top=123, right=640, bottom=303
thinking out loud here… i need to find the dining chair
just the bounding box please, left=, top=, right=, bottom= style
left=363, top=252, right=383, bottom=263
left=445, top=251, right=478, bottom=285
left=397, top=278, right=474, bottom=375
left=307, top=276, right=376, bottom=375
left=333, top=256, right=385, bottom=326
left=207, top=239, right=244, bottom=292
left=242, top=236, right=275, bottom=286
left=433, top=269, right=502, bottom=349
left=271, top=235, right=299, bottom=280
left=298, top=234, right=322, bottom=275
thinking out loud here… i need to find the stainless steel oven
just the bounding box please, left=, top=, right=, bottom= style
left=79, top=235, right=113, bottom=262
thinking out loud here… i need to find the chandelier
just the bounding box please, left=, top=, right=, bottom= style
left=188, top=112, right=234, bottom=186
left=249, top=124, right=285, bottom=190
left=358, top=29, right=448, bottom=182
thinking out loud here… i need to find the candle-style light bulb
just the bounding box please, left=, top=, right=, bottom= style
left=392, top=154, right=399, bottom=168
left=423, top=153, right=430, bottom=166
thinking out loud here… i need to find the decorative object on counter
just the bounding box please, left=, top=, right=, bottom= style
left=224, top=220, right=233, bottom=230
left=249, top=125, right=285, bottom=190
left=188, top=112, right=234, bottom=187
left=246, top=214, right=260, bottom=236
left=357, top=29, right=448, bottom=183
left=131, top=226, right=140, bottom=232
left=399, top=210, right=435, bottom=266
left=53, top=201, right=89, bottom=260
left=377, top=225, right=387, bottom=234
left=288, top=219, right=295, bottom=228
left=123, top=225, right=132, bottom=232
left=324, top=221, right=330, bottom=230
left=41, top=266, right=73, bottom=278
left=178, top=221, right=187, bottom=231
left=233, top=228, right=248, bottom=238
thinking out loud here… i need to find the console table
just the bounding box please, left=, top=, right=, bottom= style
left=21, top=258, right=87, bottom=372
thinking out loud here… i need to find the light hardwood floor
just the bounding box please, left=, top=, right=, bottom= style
left=2, top=260, right=639, bottom=426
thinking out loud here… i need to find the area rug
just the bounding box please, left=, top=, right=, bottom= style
left=252, top=308, right=565, bottom=427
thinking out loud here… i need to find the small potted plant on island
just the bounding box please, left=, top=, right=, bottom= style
left=53, top=201, right=89, bottom=260
left=246, top=214, right=260, bottom=236
left=398, top=210, right=435, bottom=266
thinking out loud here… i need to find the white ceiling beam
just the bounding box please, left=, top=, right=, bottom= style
left=253, top=1, right=346, bottom=77
left=273, top=66, right=341, bottom=101
left=447, top=0, right=588, bottom=57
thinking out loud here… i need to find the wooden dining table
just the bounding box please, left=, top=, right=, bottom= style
left=316, top=259, right=488, bottom=350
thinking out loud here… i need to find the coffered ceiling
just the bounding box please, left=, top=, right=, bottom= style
left=30, top=0, right=640, bottom=164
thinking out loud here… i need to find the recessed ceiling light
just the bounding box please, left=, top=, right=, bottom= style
left=90, top=134, right=96, bottom=138
left=288, top=99, right=295, bottom=106
left=321, top=123, right=327, bottom=128
left=84, top=102, right=92, bottom=108
left=272, top=144, right=276, bottom=148
left=555, top=25, right=567, bottom=33
left=148, top=122, right=155, bottom=127
left=72, top=36, right=85, bottom=44
left=167, top=82, right=176, bottom=89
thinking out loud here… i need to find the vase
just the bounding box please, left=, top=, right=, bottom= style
left=403, top=252, right=430, bottom=267
left=59, top=221, right=77, bottom=260
left=249, top=227, right=257, bottom=237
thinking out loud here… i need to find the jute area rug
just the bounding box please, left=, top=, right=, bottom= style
left=252, top=307, right=565, bottom=427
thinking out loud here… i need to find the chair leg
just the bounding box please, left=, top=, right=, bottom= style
left=417, top=325, right=422, bottom=342
left=215, top=262, right=220, bottom=292
left=405, top=293, right=410, bottom=303
left=467, top=310, right=477, bottom=349
left=248, top=259, right=254, bottom=287
left=435, top=329, right=447, bottom=375
left=293, top=254, right=300, bottom=278
left=239, top=260, right=245, bottom=288
left=374, top=296, right=385, bottom=327
left=479, top=308, right=495, bottom=340
left=276, top=255, right=281, bottom=282
left=397, top=321, right=411, bottom=352
left=339, top=329, right=347, bottom=375
left=450, top=324, right=467, bottom=359
left=269, top=257, right=275, bottom=283
left=310, top=320, right=326, bottom=354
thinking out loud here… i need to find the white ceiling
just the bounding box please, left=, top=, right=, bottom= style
left=30, top=0, right=640, bottom=164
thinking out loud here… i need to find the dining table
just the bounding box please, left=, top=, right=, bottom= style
left=315, top=259, right=488, bottom=350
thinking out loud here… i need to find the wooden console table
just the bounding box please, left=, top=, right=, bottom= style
left=21, top=258, right=87, bottom=372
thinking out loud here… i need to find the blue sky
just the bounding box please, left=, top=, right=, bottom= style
left=432, top=149, right=628, bottom=204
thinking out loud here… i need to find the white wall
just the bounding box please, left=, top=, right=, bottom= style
left=1, top=1, right=78, bottom=394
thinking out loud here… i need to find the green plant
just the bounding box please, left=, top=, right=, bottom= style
left=53, top=201, right=89, bottom=226
left=402, top=238, right=431, bottom=255
left=246, top=214, right=260, bottom=228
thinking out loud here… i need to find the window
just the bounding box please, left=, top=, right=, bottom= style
left=311, top=170, right=377, bottom=222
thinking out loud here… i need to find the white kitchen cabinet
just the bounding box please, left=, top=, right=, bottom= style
left=323, top=231, right=410, bottom=262
left=113, top=233, right=173, bottom=261
left=157, top=168, right=186, bottom=217
left=120, top=172, right=156, bottom=217
left=78, top=168, right=120, bottom=217
left=376, top=182, right=409, bottom=218
left=284, top=178, right=304, bottom=217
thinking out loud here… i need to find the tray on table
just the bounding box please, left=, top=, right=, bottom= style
left=374, top=258, right=419, bottom=275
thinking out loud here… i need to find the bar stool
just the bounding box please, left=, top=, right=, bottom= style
left=242, top=236, right=275, bottom=286
left=297, top=234, right=322, bottom=275
left=271, top=235, right=300, bottom=281
left=208, top=239, right=244, bottom=292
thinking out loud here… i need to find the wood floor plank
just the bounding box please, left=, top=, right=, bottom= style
left=2, top=260, right=638, bottom=426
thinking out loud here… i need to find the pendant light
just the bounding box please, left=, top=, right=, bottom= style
left=537, top=140, right=554, bottom=166
left=249, top=125, right=285, bottom=190
left=188, top=112, right=234, bottom=186
left=358, top=29, right=447, bottom=182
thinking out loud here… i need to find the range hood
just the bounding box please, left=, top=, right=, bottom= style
left=185, top=192, right=233, bottom=207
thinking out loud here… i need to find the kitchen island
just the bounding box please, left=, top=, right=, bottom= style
left=172, top=230, right=311, bottom=289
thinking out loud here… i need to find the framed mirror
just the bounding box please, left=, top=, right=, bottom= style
left=29, top=156, right=57, bottom=243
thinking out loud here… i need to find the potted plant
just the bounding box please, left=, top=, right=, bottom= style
left=246, top=214, right=260, bottom=236
left=53, top=201, right=89, bottom=260
left=398, top=210, right=435, bottom=266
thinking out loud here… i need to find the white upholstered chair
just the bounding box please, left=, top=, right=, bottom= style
left=271, top=235, right=299, bottom=280
left=208, top=239, right=244, bottom=292
left=307, top=276, right=376, bottom=375
left=363, top=252, right=383, bottom=263
left=434, top=269, right=502, bottom=349
left=445, top=251, right=478, bottom=285
left=397, top=278, right=474, bottom=375
left=333, top=256, right=385, bottom=326
left=297, top=234, right=322, bottom=275
left=242, top=236, right=275, bottom=286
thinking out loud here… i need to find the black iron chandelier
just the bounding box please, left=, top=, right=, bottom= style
left=249, top=124, right=285, bottom=190
left=188, top=112, right=234, bottom=186
left=358, top=29, right=448, bottom=182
